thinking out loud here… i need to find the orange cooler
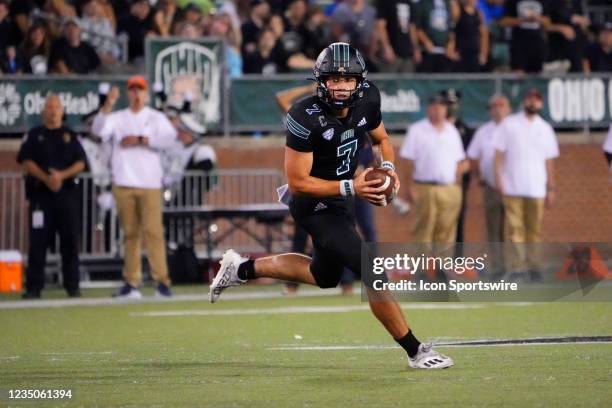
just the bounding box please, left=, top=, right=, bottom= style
left=0, top=251, right=23, bottom=293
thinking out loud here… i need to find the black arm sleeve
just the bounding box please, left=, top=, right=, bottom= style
left=285, top=105, right=314, bottom=153
left=364, top=81, right=383, bottom=131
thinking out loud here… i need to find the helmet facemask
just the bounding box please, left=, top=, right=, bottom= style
left=316, top=75, right=365, bottom=109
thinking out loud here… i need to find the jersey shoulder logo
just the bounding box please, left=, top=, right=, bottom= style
left=306, top=104, right=322, bottom=115
left=286, top=113, right=311, bottom=140
left=322, top=128, right=334, bottom=140
left=357, top=117, right=367, bottom=127
left=340, top=129, right=355, bottom=142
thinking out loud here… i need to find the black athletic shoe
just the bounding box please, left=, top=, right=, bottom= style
left=67, top=289, right=81, bottom=298
left=155, top=283, right=173, bottom=298
left=22, top=290, right=41, bottom=299
left=528, top=270, right=543, bottom=282
left=112, top=283, right=142, bottom=299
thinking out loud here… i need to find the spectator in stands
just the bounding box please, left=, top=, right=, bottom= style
left=84, top=0, right=118, bottom=29
left=267, top=13, right=284, bottom=38
left=18, top=21, right=51, bottom=74
left=217, top=0, right=243, bottom=38
left=584, top=23, right=612, bottom=73
left=416, top=0, right=458, bottom=73
left=452, top=0, right=489, bottom=72
left=243, top=27, right=288, bottom=74
left=92, top=76, right=177, bottom=299
left=301, top=6, right=331, bottom=60
left=494, top=89, right=558, bottom=280
left=241, top=0, right=271, bottom=55
left=79, top=0, right=120, bottom=65
left=330, top=0, right=377, bottom=57
left=547, top=0, right=589, bottom=73
left=117, top=0, right=157, bottom=63
left=0, top=45, right=23, bottom=73
left=49, top=17, right=100, bottom=74
left=467, top=94, right=511, bottom=242
left=153, top=0, right=178, bottom=36
left=400, top=94, right=467, bottom=243
left=17, top=94, right=88, bottom=299
left=268, top=10, right=315, bottom=71
left=207, top=12, right=243, bottom=77
left=10, top=0, right=43, bottom=39
left=174, top=20, right=202, bottom=37
left=500, top=0, right=551, bottom=73
left=280, top=0, right=309, bottom=56
left=177, top=2, right=205, bottom=26
left=373, top=0, right=421, bottom=73
left=0, top=0, right=20, bottom=50
left=44, top=0, right=78, bottom=37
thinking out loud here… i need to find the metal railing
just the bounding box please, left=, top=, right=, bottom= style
left=0, top=169, right=288, bottom=264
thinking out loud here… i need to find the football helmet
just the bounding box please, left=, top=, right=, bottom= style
left=313, top=42, right=368, bottom=109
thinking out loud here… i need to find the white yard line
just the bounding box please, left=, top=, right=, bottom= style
left=268, top=343, right=611, bottom=351
left=130, top=303, right=485, bottom=317
left=268, top=336, right=612, bottom=351
left=0, top=288, right=345, bottom=310
left=42, top=351, right=114, bottom=356
left=0, top=288, right=535, bottom=311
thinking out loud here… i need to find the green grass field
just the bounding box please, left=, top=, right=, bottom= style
left=1, top=286, right=611, bottom=407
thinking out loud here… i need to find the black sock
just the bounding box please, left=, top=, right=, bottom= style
left=396, top=330, right=421, bottom=358
left=237, top=260, right=256, bottom=280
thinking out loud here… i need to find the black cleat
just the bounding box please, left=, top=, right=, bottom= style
left=22, top=290, right=41, bottom=299
left=67, top=289, right=82, bottom=298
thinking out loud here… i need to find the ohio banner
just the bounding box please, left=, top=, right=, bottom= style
left=230, top=74, right=612, bottom=132
left=145, top=37, right=224, bottom=132
left=0, top=76, right=129, bottom=133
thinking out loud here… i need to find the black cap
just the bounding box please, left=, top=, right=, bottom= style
left=184, top=2, right=202, bottom=12
left=428, top=93, right=448, bottom=105
left=524, top=88, right=543, bottom=100
left=441, top=88, right=461, bottom=104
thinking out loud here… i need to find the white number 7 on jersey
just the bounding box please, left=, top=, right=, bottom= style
left=336, top=139, right=358, bottom=176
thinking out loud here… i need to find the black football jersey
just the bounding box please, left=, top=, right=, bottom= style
left=285, top=80, right=382, bottom=181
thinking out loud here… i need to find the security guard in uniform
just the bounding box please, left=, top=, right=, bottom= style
left=17, top=94, right=88, bottom=299
left=442, top=88, right=474, bottom=244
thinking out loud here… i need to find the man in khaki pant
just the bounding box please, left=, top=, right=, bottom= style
left=494, top=89, right=559, bottom=280
left=400, top=93, right=468, bottom=244
left=92, top=76, right=177, bottom=298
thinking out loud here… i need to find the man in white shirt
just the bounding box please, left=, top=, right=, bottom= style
left=400, top=94, right=468, bottom=243
left=92, top=76, right=178, bottom=298
left=467, top=94, right=511, bottom=242
left=494, top=89, right=559, bottom=278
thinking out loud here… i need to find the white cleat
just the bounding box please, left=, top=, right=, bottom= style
left=209, top=249, right=247, bottom=303
left=408, top=343, right=454, bottom=369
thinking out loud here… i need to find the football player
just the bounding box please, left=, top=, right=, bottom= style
left=209, top=43, right=453, bottom=369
